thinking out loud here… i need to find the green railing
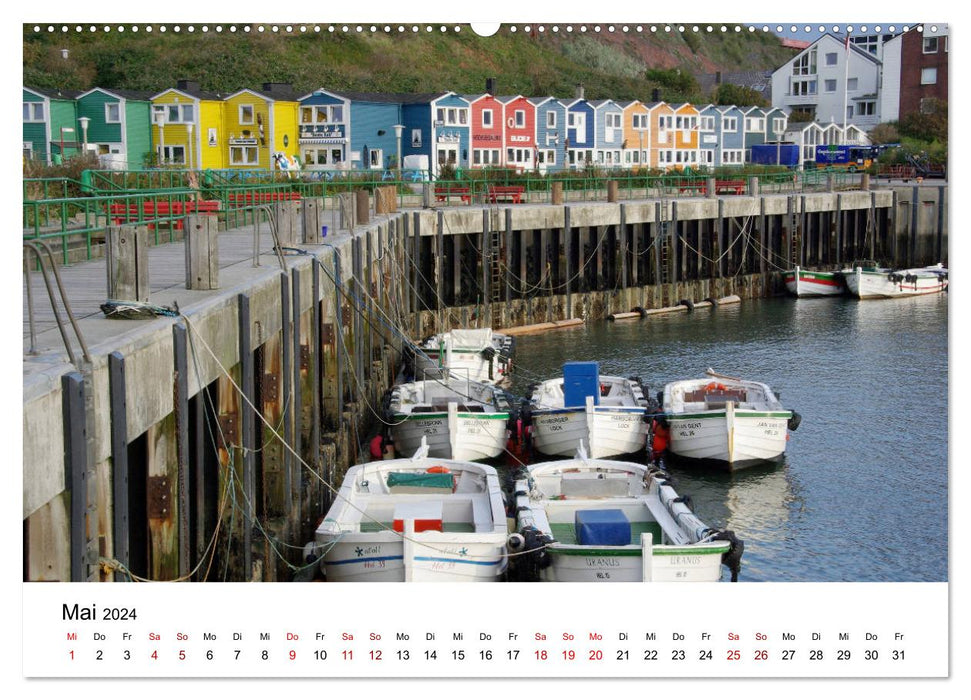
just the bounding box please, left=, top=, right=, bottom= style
left=23, top=178, right=87, bottom=201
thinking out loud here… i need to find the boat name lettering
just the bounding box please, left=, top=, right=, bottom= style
left=415, top=421, right=441, bottom=428
left=757, top=420, right=784, bottom=428
left=543, top=416, right=570, bottom=424
left=363, top=560, right=386, bottom=569
left=678, top=421, right=703, bottom=429
left=356, top=545, right=382, bottom=557
left=584, top=558, right=621, bottom=568
left=667, top=556, right=702, bottom=566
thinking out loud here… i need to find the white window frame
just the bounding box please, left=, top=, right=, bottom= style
left=104, top=103, right=121, bottom=124
left=722, top=116, right=738, bottom=132
left=547, top=111, right=556, bottom=128
left=921, top=67, right=938, bottom=85
left=606, top=113, right=621, bottom=129
left=856, top=101, right=876, bottom=116
left=824, top=79, right=837, bottom=93
left=772, top=118, right=787, bottom=134
left=745, top=117, right=765, bottom=132
left=633, top=113, right=649, bottom=130
left=229, top=145, right=260, bottom=166
left=482, top=109, right=493, bottom=128
left=160, top=145, right=186, bottom=164
left=721, top=149, right=743, bottom=165
left=923, top=37, right=939, bottom=54
left=700, top=115, right=715, bottom=131
left=238, top=104, right=255, bottom=125
left=369, top=148, right=383, bottom=168
left=514, top=110, right=526, bottom=127
left=23, top=102, right=45, bottom=122
left=793, top=48, right=817, bottom=76
left=792, top=79, right=818, bottom=96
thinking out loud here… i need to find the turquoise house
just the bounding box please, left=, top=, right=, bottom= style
left=23, top=86, right=80, bottom=164
left=75, top=88, right=154, bottom=169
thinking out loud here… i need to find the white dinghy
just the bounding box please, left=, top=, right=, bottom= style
left=388, top=378, right=512, bottom=461
left=310, top=439, right=509, bottom=582
left=511, top=443, right=743, bottom=582
left=528, top=362, right=650, bottom=459
left=843, top=263, right=948, bottom=299
left=661, top=368, right=799, bottom=470
left=412, top=328, right=514, bottom=386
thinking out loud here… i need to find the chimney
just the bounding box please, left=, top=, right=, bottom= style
left=262, top=82, right=293, bottom=97
left=177, top=80, right=201, bottom=94
left=576, top=83, right=585, bottom=99
left=486, top=77, right=496, bottom=95
left=651, top=88, right=661, bottom=102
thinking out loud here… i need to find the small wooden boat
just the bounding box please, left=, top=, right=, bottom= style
left=843, top=263, right=948, bottom=299
left=784, top=265, right=845, bottom=296
left=311, top=439, right=509, bottom=582
left=388, top=378, right=512, bottom=461
left=527, top=362, right=650, bottom=459
left=511, top=444, right=743, bottom=582
left=412, top=328, right=514, bottom=386
left=661, top=368, right=798, bottom=470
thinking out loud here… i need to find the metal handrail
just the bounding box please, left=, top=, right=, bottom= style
left=23, top=240, right=91, bottom=366
left=251, top=204, right=288, bottom=271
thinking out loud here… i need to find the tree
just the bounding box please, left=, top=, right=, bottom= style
left=713, top=83, right=768, bottom=108
left=867, top=123, right=900, bottom=144
left=898, top=99, right=947, bottom=143
left=645, top=68, right=700, bottom=102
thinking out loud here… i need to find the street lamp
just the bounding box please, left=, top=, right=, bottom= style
left=78, top=117, right=90, bottom=153
left=393, top=124, right=405, bottom=178
left=155, top=109, right=166, bottom=165
left=59, top=127, right=74, bottom=162
left=187, top=123, right=194, bottom=169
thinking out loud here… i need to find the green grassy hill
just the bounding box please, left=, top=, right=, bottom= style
left=23, top=24, right=793, bottom=103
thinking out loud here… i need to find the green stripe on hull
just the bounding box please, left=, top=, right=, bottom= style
left=670, top=411, right=791, bottom=420
left=393, top=413, right=511, bottom=421
left=551, top=545, right=730, bottom=557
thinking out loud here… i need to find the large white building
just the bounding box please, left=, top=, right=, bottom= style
left=771, top=34, right=888, bottom=130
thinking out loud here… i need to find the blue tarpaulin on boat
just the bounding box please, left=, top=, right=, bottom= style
left=563, top=361, right=600, bottom=407
left=575, top=508, right=630, bottom=546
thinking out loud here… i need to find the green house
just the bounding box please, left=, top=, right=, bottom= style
left=23, top=86, right=80, bottom=164
left=75, top=88, right=154, bottom=169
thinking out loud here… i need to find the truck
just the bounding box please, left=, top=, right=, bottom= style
left=813, top=144, right=875, bottom=171
left=750, top=142, right=800, bottom=167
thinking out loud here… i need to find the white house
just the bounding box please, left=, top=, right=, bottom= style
left=771, top=34, right=885, bottom=130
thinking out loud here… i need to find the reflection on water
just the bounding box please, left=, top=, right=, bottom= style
left=507, top=296, right=948, bottom=582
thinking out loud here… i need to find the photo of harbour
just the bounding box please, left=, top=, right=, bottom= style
left=21, top=21, right=948, bottom=587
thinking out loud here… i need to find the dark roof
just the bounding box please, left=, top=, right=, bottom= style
left=259, top=83, right=301, bottom=101
left=165, top=86, right=222, bottom=100
left=335, top=90, right=448, bottom=104
left=26, top=86, right=81, bottom=100
left=105, top=88, right=155, bottom=101
left=696, top=70, right=772, bottom=100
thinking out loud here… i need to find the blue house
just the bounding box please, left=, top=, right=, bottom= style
left=764, top=107, right=790, bottom=143
left=697, top=104, right=720, bottom=168
left=529, top=96, right=567, bottom=173
left=742, top=106, right=768, bottom=161
left=401, top=92, right=470, bottom=177
left=589, top=99, right=625, bottom=168
left=717, top=105, right=747, bottom=167
left=561, top=97, right=595, bottom=169
left=333, top=91, right=407, bottom=171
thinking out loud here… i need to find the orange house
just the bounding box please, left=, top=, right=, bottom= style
left=647, top=102, right=674, bottom=170
left=671, top=103, right=701, bottom=169
left=619, top=100, right=651, bottom=170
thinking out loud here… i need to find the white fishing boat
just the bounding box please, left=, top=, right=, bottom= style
left=388, top=378, right=511, bottom=461
left=843, top=263, right=948, bottom=299
left=661, top=369, right=799, bottom=470
left=311, top=439, right=509, bottom=582
left=413, top=328, right=513, bottom=386
left=511, top=444, right=743, bottom=582
left=784, top=266, right=845, bottom=296
left=528, top=362, right=650, bottom=459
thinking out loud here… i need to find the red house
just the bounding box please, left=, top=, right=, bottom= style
left=464, top=93, right=504, bottom=169
left=898, top=27, right=948, bottom=119
left=498, top=95, right=536, bottom=171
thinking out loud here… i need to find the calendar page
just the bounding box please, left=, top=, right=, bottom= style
left=14, top=1, right=958, bottom=694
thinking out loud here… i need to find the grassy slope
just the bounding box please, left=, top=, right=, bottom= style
left=23, top=26, right=793, bottom=103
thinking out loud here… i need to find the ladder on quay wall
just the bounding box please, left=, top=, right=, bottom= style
left=658, top=189, right=670, bottom=285
left=789, top=201, right=800, bottom=265
left=488, top=207, right=503, bottom=328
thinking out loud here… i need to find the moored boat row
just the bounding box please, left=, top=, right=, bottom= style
left=785, top=262, right=948, bottom=299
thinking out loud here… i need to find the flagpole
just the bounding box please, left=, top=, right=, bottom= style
left=843, top=34, right=850, bottom=134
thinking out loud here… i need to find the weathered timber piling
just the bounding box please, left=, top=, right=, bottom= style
left=24, top=183, right=937, bottom=583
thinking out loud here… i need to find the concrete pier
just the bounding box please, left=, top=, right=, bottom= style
left=21, top=185, right=944, bottom=582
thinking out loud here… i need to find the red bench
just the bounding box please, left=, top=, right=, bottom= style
left=878, top=165, right=917, bottom=180
left=434, top=187, right=471, bottom=204
left=677, top=179, right=746, bottom=196
left=487, top=185, right=524, bottom=203
left=108, top=200, right=221, bottom=230
left=226, top=192, right=302, bottom=206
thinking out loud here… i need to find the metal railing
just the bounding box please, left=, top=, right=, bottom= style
left=23, top=240, right=91, bottom=365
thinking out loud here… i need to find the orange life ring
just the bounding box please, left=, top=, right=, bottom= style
left=705, top=382, right=726, bottom=392
left=426, top=465, right=451, bottom=474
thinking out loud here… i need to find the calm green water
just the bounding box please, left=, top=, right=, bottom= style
left=507, top=296, right=948, bottom=582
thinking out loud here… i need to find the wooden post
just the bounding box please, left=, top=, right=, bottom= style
left=338, top=192, right=355, bottom=230
left=274, top=200, right=298, bottom=247
left=706, top=177, right=716, bottom=199
left=748, top=176, right=759, bottom=196
left=302, top=197, right=327, bottom=244
left=551, top=181, right=564, bottom=205
left=185, top=214, right=219, bottom=290
left=356, top=189, right=370, bottom=226
left=564, top=206, right=572, bottom=317
left=607, top=180, right=619, bottom=203
left=106, top=224, right=149, bottom=301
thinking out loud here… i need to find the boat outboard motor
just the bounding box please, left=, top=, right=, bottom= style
left=787, top=411, right=802, bottom=431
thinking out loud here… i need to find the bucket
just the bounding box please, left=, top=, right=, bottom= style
left=321, top=225, right=328, bottom=238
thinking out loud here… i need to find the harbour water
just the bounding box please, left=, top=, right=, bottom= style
left=507, top=295, right=949, bottom=582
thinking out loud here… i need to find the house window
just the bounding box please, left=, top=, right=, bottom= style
left=459, top=109, right=468, bottom=125
left=703, top=150, right=713, bottom=164
left=722, top=117, right=738, bottom=131
left=606, top=113, right=621, bottom=128
left=825, top=79, right=837, bottom=93
left=239, top=105, right=255, bottom=125
left=700, top=116, right=715, bottom=131
left=447, top=108, right=457, bottom=124
left=633, top=114, right=649, bottom=129
left=230, top=145, right=259, bottom=165
left=515, top=110, right=525, bottom=127
left=722, top=149, right=743, bottom=164
left=773, top=118, right=787, bottom=134
left=923, top=37, right=939, bottom=54
left=825, top=52, right=838, bottom=66
left=105, top=103, right=121, bottom=123
left=857, top=102, right=876, bottom=116
left=538, top=149, right=556, bottom=165
left=852, top=35, right=879, bottom=55
left=157, top=104, right=194, bottom=124
left=160, top=145, right=185, bottom=164
left=792, top=79, right=817, bottom=96
left=921, top=67, right=938, bottom=85
left=23, top=102, right=45, bottom=122
left=329, top=105, right=343, bottom=122
left=792, top=48, right=817, bottom=75
left=369, top=149, right=383, bottom=168
left=547, top=111, right=556, bottom=128
left=745, top=117, right=765, bottom=132
left=847, top=78, right=858, bottom=91
left=482, top=109, right=493, bottom=127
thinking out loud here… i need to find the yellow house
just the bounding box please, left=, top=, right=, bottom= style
left=150, top=80, right=225, bottom=169
left=618, top=100, right=650, bottom=170
left=222, top=84, right=300, bottom=170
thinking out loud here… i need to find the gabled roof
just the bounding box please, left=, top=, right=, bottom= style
left=77, top=87, right=154, bottom=102
left=715, top=104, right=744, bottom=115
left=742, top=106, right=766, bottom=116
left=496, top=95, right=525, bottom=104
left=559, top=98, right=588, bottom=109
left=336, top=91, right=446, bottom=104
left=588, top=99, right=620, bottom=109
left=25, top=86, right=80, bottom=100
left=151, top=86, right=222, bottom=101
left=528, top=96, right=560, bottom=107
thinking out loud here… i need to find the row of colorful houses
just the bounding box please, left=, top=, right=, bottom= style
left=23, top=80, right=870, bottom=175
